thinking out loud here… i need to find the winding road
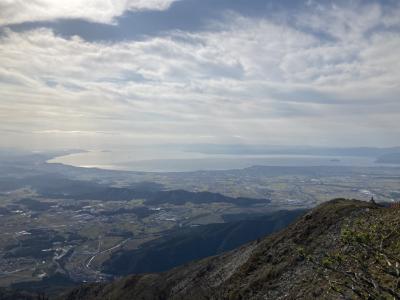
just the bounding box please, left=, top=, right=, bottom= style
left=85, top=238, right=131, bottom=270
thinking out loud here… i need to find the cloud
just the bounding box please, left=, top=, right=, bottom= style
left=297, top=2, right=383, bottom=41
left=0, top=1, right=399, bottom=149
left=0, top=0, right=179, bottom=26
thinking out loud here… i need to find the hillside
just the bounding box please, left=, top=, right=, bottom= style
left=102, top=209, right=306, bottom=276
left=0, top=288, right=47, bottom=300
left=60, top=198, right=400, bottom=299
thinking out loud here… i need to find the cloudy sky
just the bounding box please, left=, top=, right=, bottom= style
left=1, top=0, right=399, bottom=150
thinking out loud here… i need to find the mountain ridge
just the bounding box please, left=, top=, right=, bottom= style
left=60, top=198, right=396, bottom=299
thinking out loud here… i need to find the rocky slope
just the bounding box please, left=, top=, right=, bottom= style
left=60, top=198, right=400, bottom=299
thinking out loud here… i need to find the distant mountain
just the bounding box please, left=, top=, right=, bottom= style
left=58, top=187, right=268, bottom=206
left=184, top=144, right=400, bottom=157
left=102, top=209, right=306, bottom=276
left=0, top=175, right=268, bottom=206
left=146, top=190, right=268, bottom=206
left=61, top=199, right=400, bottom=300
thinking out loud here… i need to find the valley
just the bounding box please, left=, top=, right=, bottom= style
left=0, top=150, right=399, bottom=296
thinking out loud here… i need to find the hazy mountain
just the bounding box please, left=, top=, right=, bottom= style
left=183, top=145, right=400, bottom=157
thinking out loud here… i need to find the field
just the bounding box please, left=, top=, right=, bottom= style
left=0, top=151, right=399, bottom=290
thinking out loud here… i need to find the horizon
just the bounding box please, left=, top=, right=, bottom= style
left=2, top=143, right=399, bottom=173
left=1, top=2, right=400, bottom=297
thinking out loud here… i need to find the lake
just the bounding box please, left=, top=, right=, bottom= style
left=47, top=149, right=390, bottom=172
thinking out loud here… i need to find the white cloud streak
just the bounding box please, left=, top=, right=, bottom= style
left=0, top=2, right=399, bottom=149
left=0, top=0, right=179, bottom=26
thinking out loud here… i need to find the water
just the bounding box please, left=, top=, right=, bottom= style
left=47, top=148, right=389, bottom=172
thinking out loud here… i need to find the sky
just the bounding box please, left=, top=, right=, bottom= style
left=0, top=0, right=400, bottom=150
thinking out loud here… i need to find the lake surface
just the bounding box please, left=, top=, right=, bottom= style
left=47, top=149, right=391, bottom=172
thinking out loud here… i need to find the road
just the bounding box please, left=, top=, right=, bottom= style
left=85, top=238, right=131, bottom=270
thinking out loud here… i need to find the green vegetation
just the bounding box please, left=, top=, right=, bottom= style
left=1, top=151, right=400, bottom=298
left=313, top=206, right=400, bottom=299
